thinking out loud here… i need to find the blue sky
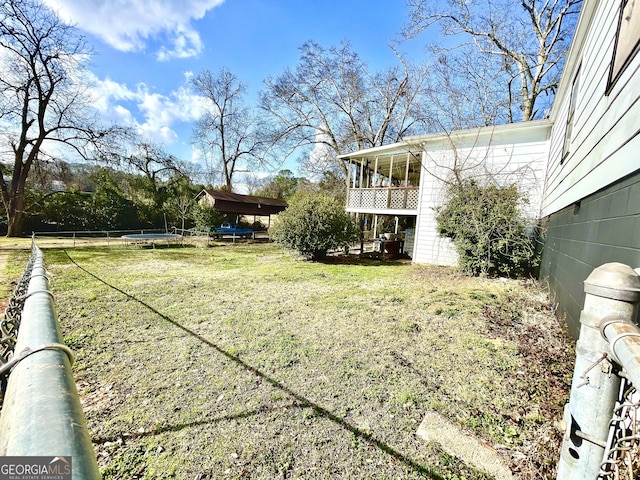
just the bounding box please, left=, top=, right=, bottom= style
left=42, top=0, right=431, bottom=179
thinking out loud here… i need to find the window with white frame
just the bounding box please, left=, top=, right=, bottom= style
left=561, top=67, right=580, bottom=165
left=607, top=0, right=640, bottom=93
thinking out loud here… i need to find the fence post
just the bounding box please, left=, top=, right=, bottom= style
left=557, top=263, right=640, bottom=479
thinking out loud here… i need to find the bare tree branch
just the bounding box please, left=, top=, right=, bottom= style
left=191, top=68, right=267, bottom=191
left=0, top=0, right=127, bottom=236
left=403, top=0, right=582, bottom=122
left=259, top=40, right=431, bottom=181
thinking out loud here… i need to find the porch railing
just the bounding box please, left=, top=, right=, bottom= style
left=347, top=187, right=420, bottom=211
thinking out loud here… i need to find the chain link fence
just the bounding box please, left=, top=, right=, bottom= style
left=0, top=240, right=37, bottom=368
left=599, top=376, right=640, bottom=479
left=0, top=239, right=99, bottom=476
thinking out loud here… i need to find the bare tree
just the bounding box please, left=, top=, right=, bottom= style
left=260, top=40, right=431, bottom=180
left=164, top=193, right=193, bottom=232
left=122, top=142, right=188, bottom=210
left=427, top=48, right=512, bottom=130
left=0, top=0, right=124, bottom=236
left=403, top=0, right=582, bottom=122
left=191, top=68, right=264, bottom=192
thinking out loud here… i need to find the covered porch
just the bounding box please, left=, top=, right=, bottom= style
left=340, top=144, right=422, bottom=213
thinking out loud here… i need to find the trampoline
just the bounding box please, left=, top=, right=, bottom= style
left=121, top=233, right=183, bottom=247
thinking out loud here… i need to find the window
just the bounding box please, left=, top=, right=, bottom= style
left=561, top=67, right=580, bottom=165
left=607, top=0, right=640, bottom=93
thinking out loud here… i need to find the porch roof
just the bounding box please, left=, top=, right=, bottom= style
left=337, top=140, right=415, bottom=160
left=339, top=144, right=422, bottom=178
left=338, top=119, right=553, bottom=172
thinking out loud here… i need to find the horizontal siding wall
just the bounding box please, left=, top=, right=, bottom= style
left=540, top=169, right=640, bottom=338
left=412, top=152, right=457, bottom=265
left=542, top=0, right=640, bottom=217
left=413, top=126, right=550, bottom=266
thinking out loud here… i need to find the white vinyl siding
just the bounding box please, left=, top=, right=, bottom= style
left=412, top=151, right=458, bottom=266
left=541, top=0, right=640, bottom=218
left=412, top=124, right=551, bottom=266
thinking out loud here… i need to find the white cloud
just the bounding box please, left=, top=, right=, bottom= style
left=308, top=132, right=334, bottom=164
left=89, top=73, right=206, bottom=146
left=189, top=146, right=205, bottom=164
left=157, top=27, right=203, bottom=61
left=43, top=0, right=225, bottom=61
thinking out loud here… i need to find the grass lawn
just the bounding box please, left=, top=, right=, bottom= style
left=10, top=241, right=573, bottom=479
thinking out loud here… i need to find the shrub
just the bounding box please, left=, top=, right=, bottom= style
left=270, top=192, right=359, bottom=261
left=192, top=203, right=224, bottom=233
left=435, top=180, right=537, bottom=277
left=33, top=188, right=139, bottom=231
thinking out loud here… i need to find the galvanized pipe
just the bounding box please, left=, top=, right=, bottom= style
left=0, top=246, right=99, bottom=479
left=557, top=263, right=640, bottom=480
left=600, top=318, right=640, bottom=392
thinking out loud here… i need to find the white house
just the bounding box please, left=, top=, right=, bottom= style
left=340, top=0, right=640, bottom=336
left=340, top=121, right=551, bottom=265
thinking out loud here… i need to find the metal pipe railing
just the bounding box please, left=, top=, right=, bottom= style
left=557, top=262, right=640, bottom=479
left=0, top=244, right=99, bottom=478
left=601, top=318, right=640, bottom=387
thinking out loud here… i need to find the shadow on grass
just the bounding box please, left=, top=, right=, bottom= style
left=316, top=254, right=412, bottom=267
left=93, top=402, right=304, bottom=444
left=64, top=250, right=444, bottom=479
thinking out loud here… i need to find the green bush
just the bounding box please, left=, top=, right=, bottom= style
left=270, top=192, right=359, bottom=261
left=191, top=203, right=224, bottom=233
left=33, top=188, right=139, bottom=231
left=435, top=180, right=537, bottom=277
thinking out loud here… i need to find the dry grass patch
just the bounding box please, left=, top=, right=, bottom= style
left=37, top=243, right=573, bottom=479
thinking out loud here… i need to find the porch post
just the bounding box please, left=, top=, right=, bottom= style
left=404, top=152, right=410, bottom=186
left=388, top=155, right=394, bottom=209
left=373, top=156, right=379, bottom=208
left=373, top=156, right=379, bottom=188
left=365, top=160, right=370, bottom=188
left=346, top=159, right=352, bottom=206
left=404, top=152, right=411, bottom=208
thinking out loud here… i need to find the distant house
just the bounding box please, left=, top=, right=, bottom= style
left=340, top=1, right=640, bottom=337
left=195, top=190, right=288, bottom=226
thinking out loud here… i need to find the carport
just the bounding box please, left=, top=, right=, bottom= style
left=195, top=190, right=288, bottom=227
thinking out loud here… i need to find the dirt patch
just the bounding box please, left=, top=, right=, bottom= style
left=320, top=253, right=413, bottom=266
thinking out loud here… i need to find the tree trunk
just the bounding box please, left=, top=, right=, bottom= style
left=6, top=192, right=25, bottom=237
left=6, top=164, right=31, bottom=237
